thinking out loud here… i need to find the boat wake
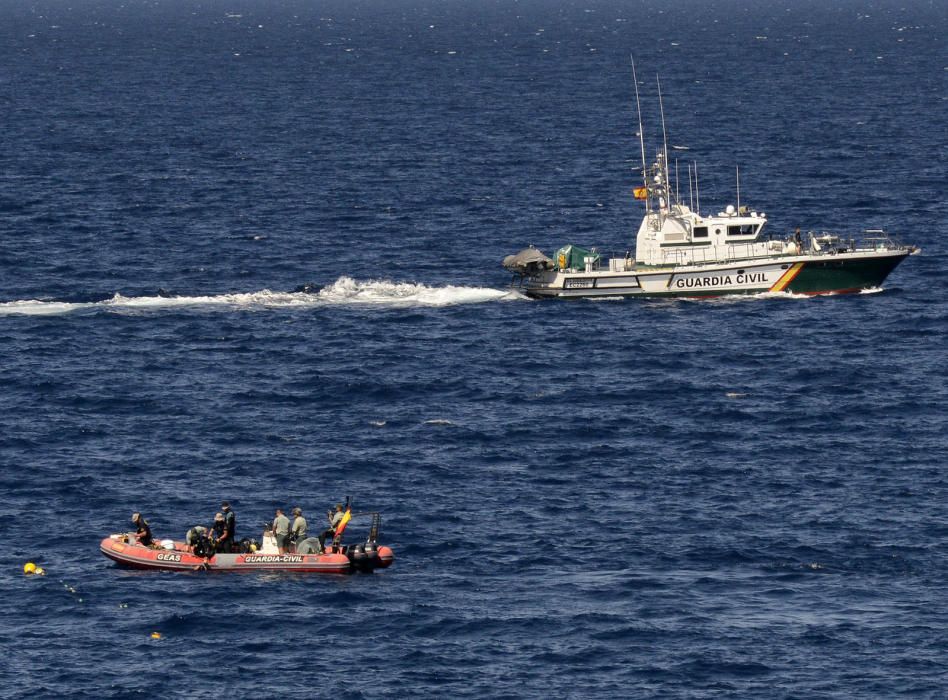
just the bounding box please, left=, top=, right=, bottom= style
left=0, top=277, right=527, bottom=317
left=673, top=289, right=869, bottom=304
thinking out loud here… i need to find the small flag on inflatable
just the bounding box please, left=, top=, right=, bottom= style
left=335, top=505, right=352, bottom=538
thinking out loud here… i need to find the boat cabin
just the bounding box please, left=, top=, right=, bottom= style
left=631, top=151, right=792, bottom=268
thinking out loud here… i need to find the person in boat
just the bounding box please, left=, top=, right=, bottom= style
left=290, top=507, right=307, bottom=549
left=220, top=501, right=236, bottom=553
left=131, top=512, right=153, bottom=547
left=186, top=525, right=211, bottom=556
left=317, top=504, right=346, bottom=554
left=186, top=525, right=205, bottom=544
left=272, top=508, right=290, bottom=555
left=210, top=512, right=226, bottom=551
left=794, top=227, right=803, bottom=251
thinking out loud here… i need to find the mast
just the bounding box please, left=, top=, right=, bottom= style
left=688, top=162, right=694, bottom=211
left=657, top=75, right=671, bottom=209
left=631, top=57, right=650, bottom=214
left=694, top=161, right=700, bottom=215
left=736, top=165, right=741, bottom=212
left=675, top=159, right=680, bottom=206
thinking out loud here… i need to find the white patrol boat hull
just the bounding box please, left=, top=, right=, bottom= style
left=520, top=248, right=913, bottom=299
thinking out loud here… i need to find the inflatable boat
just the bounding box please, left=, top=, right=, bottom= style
left=100, top=513, right=394, bottom=574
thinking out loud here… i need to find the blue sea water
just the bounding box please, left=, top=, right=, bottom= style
left=1, top=0, right=946, bottom=697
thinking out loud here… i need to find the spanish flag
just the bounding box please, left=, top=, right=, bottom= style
left=633, top=187, right=648, bottom=200
left=335, top=506, right=352, bottom=538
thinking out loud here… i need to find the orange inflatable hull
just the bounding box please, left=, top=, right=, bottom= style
left=100, top=535, right=394, bottom=574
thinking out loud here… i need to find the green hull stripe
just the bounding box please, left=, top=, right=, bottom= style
left=787, top=254, right=908, bottom=294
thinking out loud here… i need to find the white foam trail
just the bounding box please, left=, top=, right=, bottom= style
left=0, top=300, right=92, bottom=316
left=673, top=290, right=820, bottom=304
left=314, top=277, right=520, bottom=307
left=0, top=277, right=525, bottom=317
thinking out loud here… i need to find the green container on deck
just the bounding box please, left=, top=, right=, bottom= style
left=555, top=244, right=600, bottom=271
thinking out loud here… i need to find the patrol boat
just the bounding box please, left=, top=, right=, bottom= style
left=502, top=78, right=917, bottom=299
left=100, top=512, right=394, bottom=574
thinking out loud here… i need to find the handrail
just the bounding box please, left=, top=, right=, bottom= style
left=587, top=227, right=908, bottom=272
left=651, top=230, right=908, bottom=267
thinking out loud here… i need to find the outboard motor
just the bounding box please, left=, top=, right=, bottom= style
left=347, top=544, right=370, bottom=571
left=363, top=542, right=381, bottom=568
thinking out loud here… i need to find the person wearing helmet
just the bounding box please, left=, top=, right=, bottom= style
left=290, top=507, right=307, bottom=551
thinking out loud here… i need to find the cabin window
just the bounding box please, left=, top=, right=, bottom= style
left=727, top=224, right=758, bottom=237
left=693, top=226, right=708, bottom=239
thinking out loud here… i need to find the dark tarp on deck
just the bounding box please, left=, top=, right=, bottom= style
left=502, top=247, right=555, bottom=274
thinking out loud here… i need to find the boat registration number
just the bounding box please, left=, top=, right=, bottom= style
left=564, top=278, right=595, bottom=289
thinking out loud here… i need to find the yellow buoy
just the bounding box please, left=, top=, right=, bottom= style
left=150, top=632, right=162, bottom=640
left=23, top=562, right=36, bottom=575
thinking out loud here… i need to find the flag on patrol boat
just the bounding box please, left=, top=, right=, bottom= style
left=633, top=187, right=648, bottom=200
left=335, top=506, right=352, bottom=537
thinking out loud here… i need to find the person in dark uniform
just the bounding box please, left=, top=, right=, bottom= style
left=220, top=501, right=236, bottom=552
left=210, top=512, right=226, bottom=551
left=131, top=512, right=153, bottom=547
